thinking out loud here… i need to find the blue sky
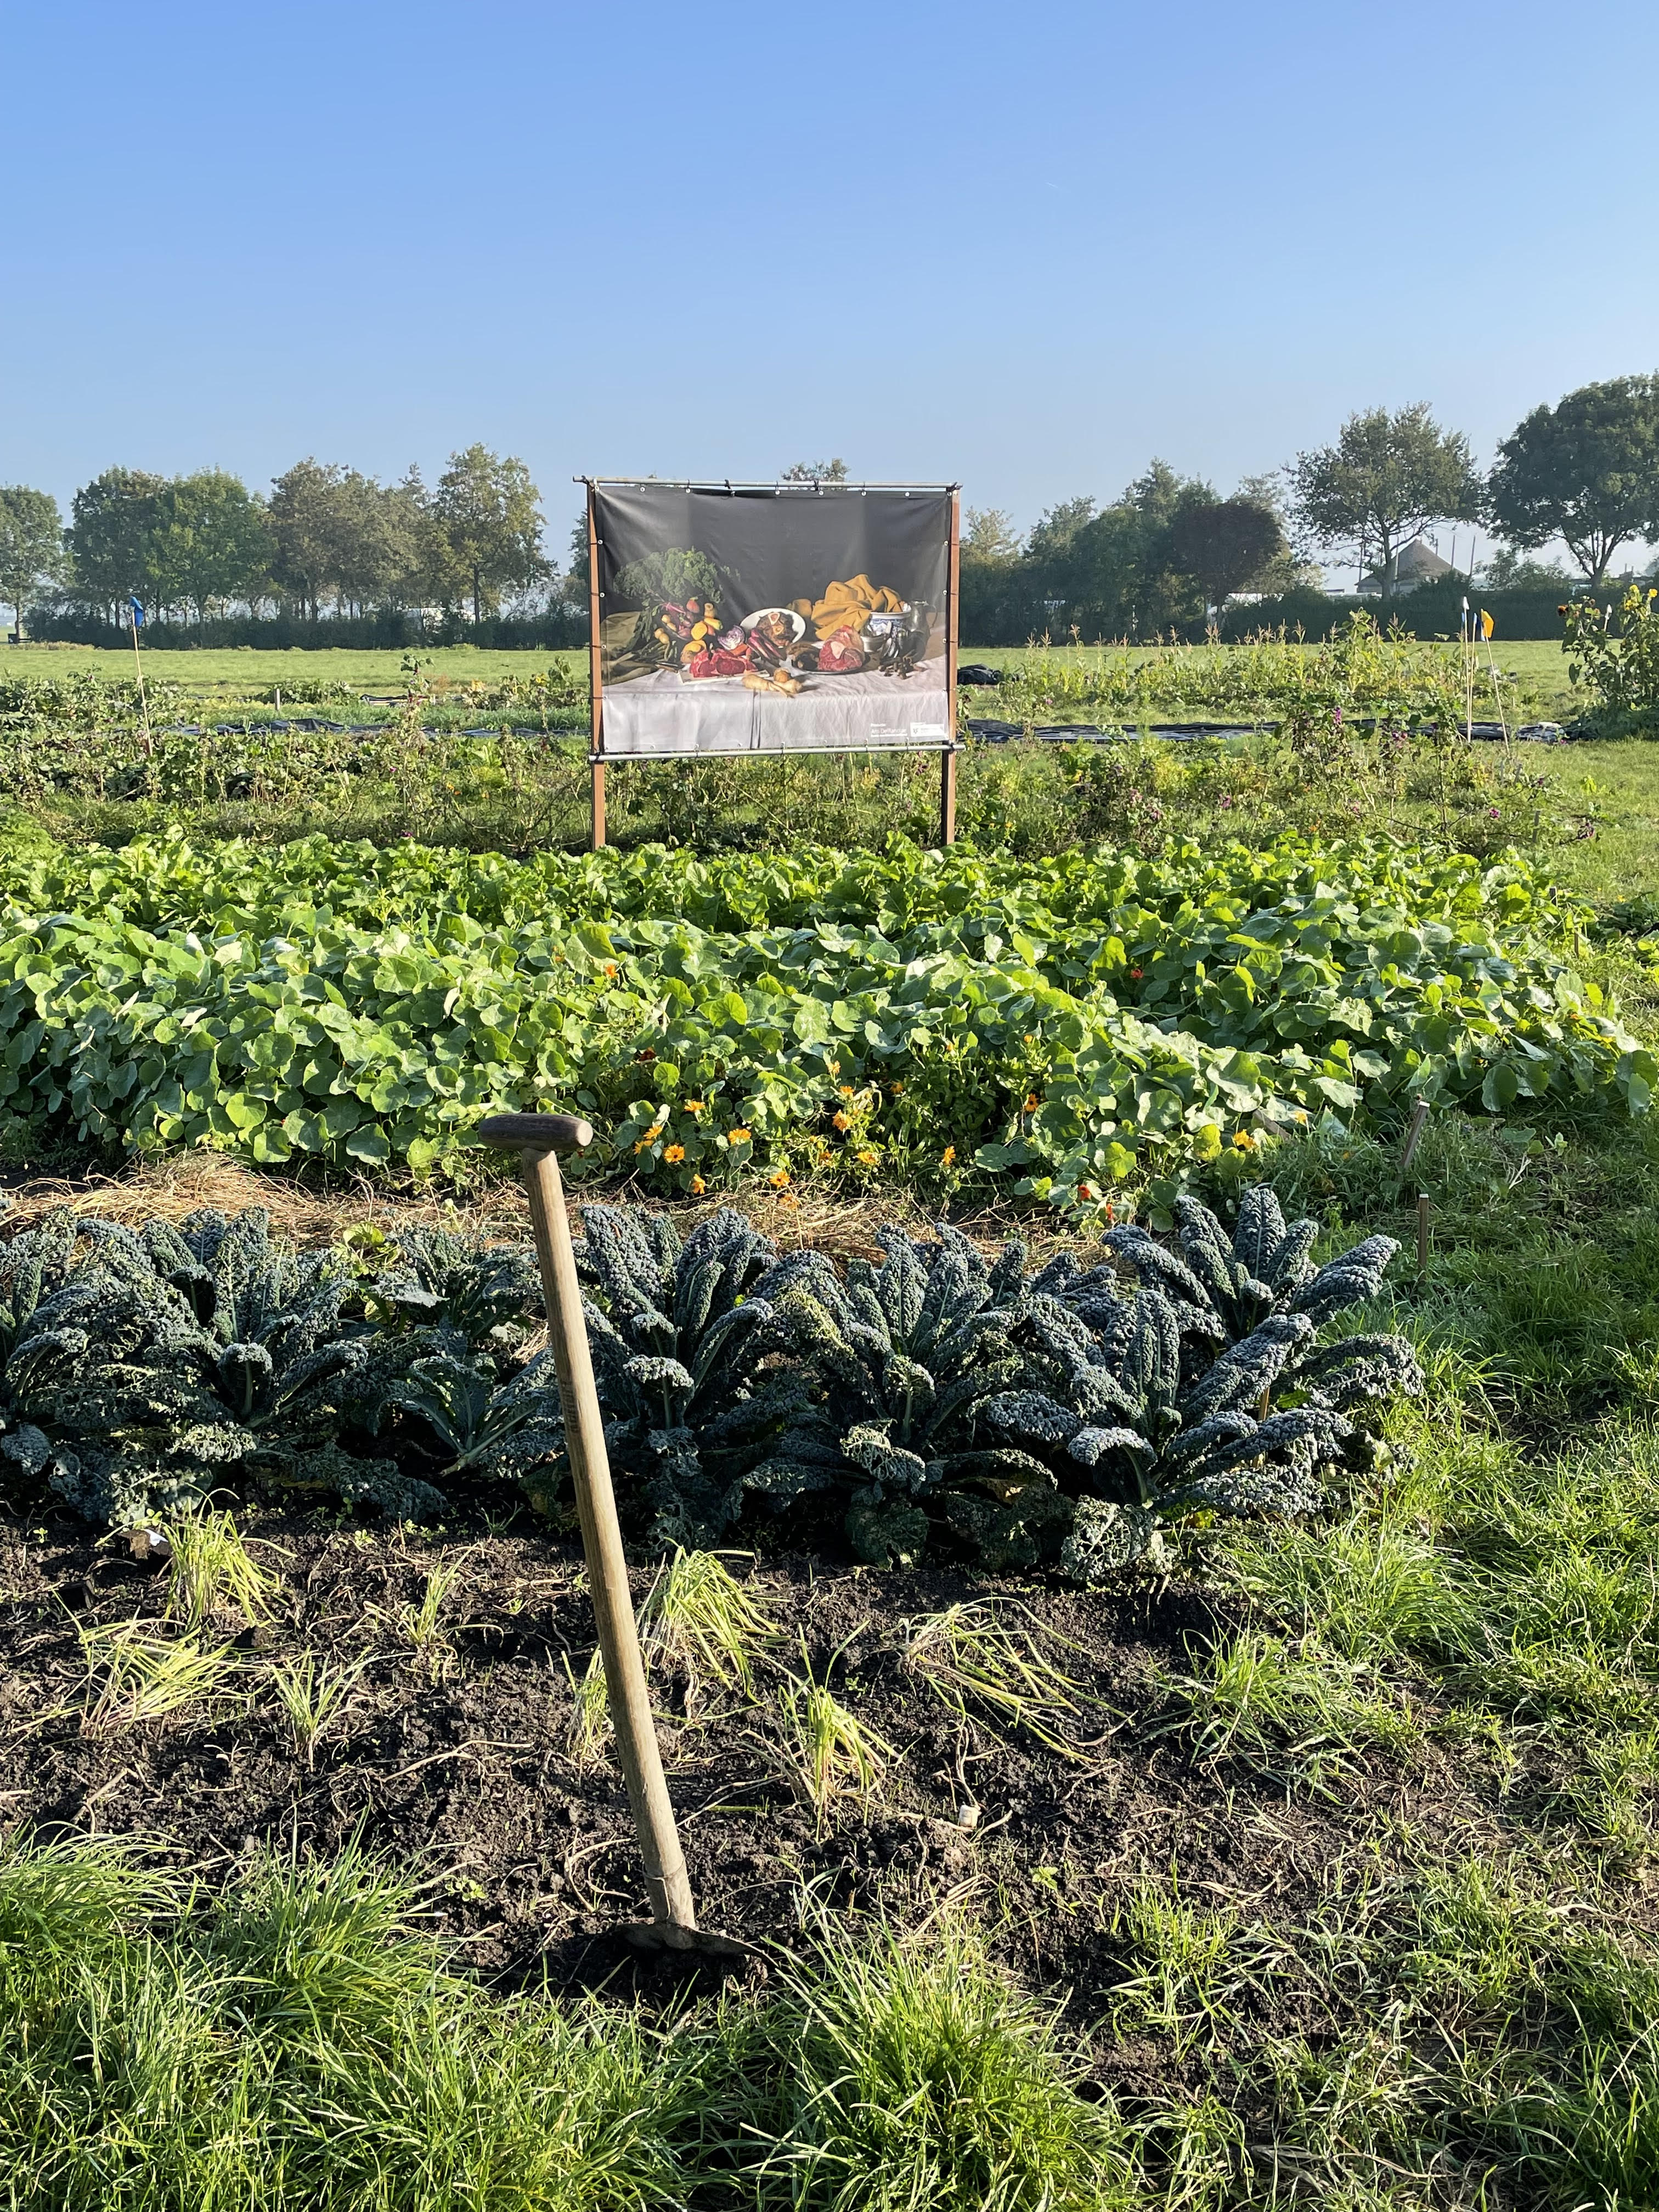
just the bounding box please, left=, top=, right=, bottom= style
left=4, top=0, right=1657, bottom=576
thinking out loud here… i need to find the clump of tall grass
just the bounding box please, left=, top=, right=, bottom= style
left=0, top=1837, right=1125, bottom=2212
left=163, top=1509, right=280, bottom=1632
left=640, top=1548, right=777, bottom=1707
left=902, top=1600, right=1104, bottom=1761
left=76, top=1617, right=241, bottom=1733
left=768, top=1640, right=894, bottom=1835
left=741, top=1913, right=1131, bottom=2211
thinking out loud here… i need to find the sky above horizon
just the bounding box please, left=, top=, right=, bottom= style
left=4, top=0, right=1658, bottom=582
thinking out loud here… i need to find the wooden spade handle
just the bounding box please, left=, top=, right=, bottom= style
left=478, top=1111, right=594, bottom=1153
left=479, top=1115, right=698, bottom=1937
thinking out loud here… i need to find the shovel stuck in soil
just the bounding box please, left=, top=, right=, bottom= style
left=480, top=1113, right=748, bottom=1966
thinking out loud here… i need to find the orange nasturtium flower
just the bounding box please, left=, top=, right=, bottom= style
left=1077, top=1181, right=1096, bottom=1201
left=1023, top=1093, right=1040, bottom=1112
left=832, top=1111, right=852, bottom=1132
left=684, top=1098, right=705, bottom=1112
left=855, top=1148, right=877, bottom=1165
left=941, top=1146, right=956, bottom=1167
left=602, top=961, right=618, bottom=978
left=663, top=1144, right=685, bottom=1164
left=768, top=1167, right=791, bottom=1188
left=727, top=1126, right=752, bottom=1145
left=690, top=1174, right=706, bottom=1194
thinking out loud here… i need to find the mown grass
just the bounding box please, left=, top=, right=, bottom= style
left=2, top=634, right=1573, bottom=700
left=1, top=641, right=588, bottom=688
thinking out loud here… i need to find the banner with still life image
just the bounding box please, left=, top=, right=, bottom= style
left=590, top=482, right=954, bottom=757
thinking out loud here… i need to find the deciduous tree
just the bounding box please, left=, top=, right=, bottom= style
left=269, top=459, right=345, bottom=620
left=145, top=471, right=272, bottom=623
left=1489, top=374, right=1659, bottom=589
left=0, top=486, right=65, bottom=636
left=1291, top=404, right=1483, bottom=597
left=432, top=445, right=546, bottom=622
left=1169, top=496, right=1286, bottom=620
left=67, top=467, right=166, bottom=624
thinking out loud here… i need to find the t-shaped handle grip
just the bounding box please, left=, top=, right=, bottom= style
left=478, top=1111, right=594, bottom=1154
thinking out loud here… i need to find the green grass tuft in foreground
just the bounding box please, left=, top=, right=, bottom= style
left=7, top=1825, right=1658, bottom=2208
left=0, top=1840, right=1115, bottom=2212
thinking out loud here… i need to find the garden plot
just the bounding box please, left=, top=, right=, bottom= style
left=6, top=1103, right=1659, bottom=2202
left=0, top=1502, right=1634, bottom=2033
left=1, top=828, right=1646, bottom=1211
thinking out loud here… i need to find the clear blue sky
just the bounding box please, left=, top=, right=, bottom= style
left=4, top=0, right=1657, bottom=575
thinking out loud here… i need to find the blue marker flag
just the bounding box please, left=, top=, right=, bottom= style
left=129, top=596, right=144, bottom=628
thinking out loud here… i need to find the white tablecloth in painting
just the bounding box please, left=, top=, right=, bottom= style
left=599, top=665, right=952, bottom=756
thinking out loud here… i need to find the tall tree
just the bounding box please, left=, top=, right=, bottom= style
left=780, top=458, right=850, bottom=482
left=67, top=467, right=167, bottom=624
left=335, top=472, right=426, bottom=613
left=271, top=460, right=427, bottom=617
left=0, top=487, right=65, bottom=636
left=1489, top=374, right=1659, bottom=589
left=432, top=445, right=546, bottom=622
left=269, top=459, right=346, bottom=619
left=145, top=471, right=272, bottom=623
left=1169, top=496, right=1286, bottom=620
left=957, top=506, right=1028, bottom=647
left=1290, top=404, right=1483, bottom=596
left=961, top=507, right=1022, bottom=562
left=1025, top=466, right=1214, bottom=639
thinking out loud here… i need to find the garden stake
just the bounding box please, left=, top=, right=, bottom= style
left=480, top=1112, right=746, bottom=1964
left=1417, top=1192, right=1431, bottom=1280
left=1400, top=1101, right=1429, bottom=1178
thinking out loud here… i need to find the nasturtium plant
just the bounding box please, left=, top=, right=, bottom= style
left=0, top=831, right=1645, bottom=1212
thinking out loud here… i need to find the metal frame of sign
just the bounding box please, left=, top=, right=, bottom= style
left=581, top=478, right=961, bottom=851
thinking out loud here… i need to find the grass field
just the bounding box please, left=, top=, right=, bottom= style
left=3, top=634, right=1579, bottom=711
left=1, top=640, right=587, bottom=690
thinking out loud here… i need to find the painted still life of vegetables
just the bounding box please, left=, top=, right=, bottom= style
left=620, top=560, right=930, bottom=689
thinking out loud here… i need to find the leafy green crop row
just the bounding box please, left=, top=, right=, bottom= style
left=0, top=1193, right=1416, bottom=1578
left=0, top=829, right=1646, bottom=1210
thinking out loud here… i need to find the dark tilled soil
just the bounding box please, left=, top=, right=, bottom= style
left=0, top=1505, right=1564, bottom=2072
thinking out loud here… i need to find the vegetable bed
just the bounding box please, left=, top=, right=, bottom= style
left=0, top=831, right=1648, bottom=1207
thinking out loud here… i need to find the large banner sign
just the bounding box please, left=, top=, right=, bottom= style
left=589, top=481, right=955, bottom=759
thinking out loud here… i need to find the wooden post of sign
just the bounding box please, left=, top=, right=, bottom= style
left=940, top=490, right=960, bottom=845
left=587, top=481, right=606, bottom=851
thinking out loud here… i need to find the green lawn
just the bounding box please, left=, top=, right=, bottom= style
left=6, top=635, right=1580, bottom=711
left=1, top=641, right=586, bottom=690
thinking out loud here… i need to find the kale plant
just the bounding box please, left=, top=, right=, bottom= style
left=978, top=1284, right=1374, bottom=1581
left=775, top=1223, right=1032, bottom=1567
left=368, top=1225, right=541, bottom=1348
left=573, top=1205, right=837, bottom=1550
left=1069, top=1186, right=1412, bottom=1421
left=0, top=1210, right=442, bottom=1526
left=372, top=1336, right=567, bottom=1509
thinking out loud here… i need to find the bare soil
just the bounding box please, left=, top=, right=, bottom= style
left=0, top=1497, right=1555, bottom=2087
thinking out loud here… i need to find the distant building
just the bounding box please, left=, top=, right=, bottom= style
left=1355, top=537, right=1457, bottom=597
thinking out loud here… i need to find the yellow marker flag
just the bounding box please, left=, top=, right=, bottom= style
left=1480, top=610, right=1495, bottom=640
